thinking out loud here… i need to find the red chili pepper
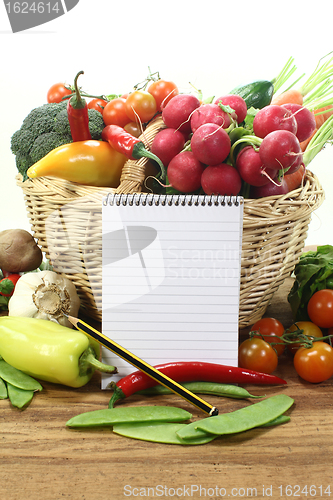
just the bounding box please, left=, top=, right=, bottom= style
left=102, top=124, right=166, bottom=181
left=67, top=71, right=91, bottom=142
left=108, top=361, right=287, bottom=408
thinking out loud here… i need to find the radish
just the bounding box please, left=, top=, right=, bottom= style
left=190, top=104, right=231, bottom=133
left=250, top=164, right=305, bottom=198
left=167, top=151, right=205, bottom=193
left=250, top=178, right=289, bottom=198
left=201, top=164, right=242, bottom=196
left=191, top=123, right=231, bottom=166
left=235, top=146, right=277, bottom=187
left=282, top=103, right=316, bottom=143
left=259, top=130, right=302, bottom=171
left=214, top=94, right=247, bottom=123
left=162, top=94, right=201, bottom=134
left=151, top=128, right=186, bottom=166
left=253, top=105, right=298, bottom=138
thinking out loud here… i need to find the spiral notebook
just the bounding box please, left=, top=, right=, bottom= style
left=101, top=193, right=244, bottom=388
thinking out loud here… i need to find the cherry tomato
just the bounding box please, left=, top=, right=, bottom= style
left=238, top=337, right=278, bottom=374
left=307, top=289, right=333, bottom=328
left=125, top=91, right=157, bottom=123
left=148, top=80, right=179, bottom=111
left=251, top=317, right=285, bottom=356
left=88, top=98, right=108, bottom=114
left=294, top=341, right=333, bottom=383
left=103, top=98, right=131, bottom=128
left=287, top=321, right=323, bottom=355
left=47, top=83, right=71, bottom=103
left=124, top=121, right=143, bottom=138
left=0, top=273, right=21, bottom=297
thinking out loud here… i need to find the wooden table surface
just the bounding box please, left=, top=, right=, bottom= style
left=1, top=277, right=333, bottom=500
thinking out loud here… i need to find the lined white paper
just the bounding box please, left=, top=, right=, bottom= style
left=101, top=194, right=243, bottom=388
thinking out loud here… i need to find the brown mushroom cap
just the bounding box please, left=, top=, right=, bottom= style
left=0, top=229, right=43, bottom=273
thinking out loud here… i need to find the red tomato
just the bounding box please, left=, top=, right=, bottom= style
left=148, top=80, right=179, bottom=111
left=287, top=321, right=323, bottom=355
left=125, top=91, right=157, bottom=123
left=294, top=341, right=333, bottom=383
left=88, top=98, right=108, bottom=114
left=47, top=83, right=71, bottom=103
left=238, top=337, right=278, bottom=374
left=0, top=273, right=21, bottom=297
left=103, top=98, right=131, bottom=128
left=251, top=317, right=285, bottom=356
left=307, top=289, right=333, bottom=328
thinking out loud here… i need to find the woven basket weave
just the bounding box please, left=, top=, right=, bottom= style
left=16, top=116, right=325, bottom=327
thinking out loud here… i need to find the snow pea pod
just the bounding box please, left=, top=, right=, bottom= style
left=0, top=359, right=43, bottom=392
left=113, top=422, right=216, bottom=445
left=0, top=377, right=7, bottom=399
left=138, top=381, right=262, bottom=399
left=261, top=415, right=290, bottom=427
left=177, top=394, right=294, bottom=440
left=112, top=414, right=290, bottom=446
left=66, top=405, right=192, bottom=428
left=7, top=383, right=34, bottom=409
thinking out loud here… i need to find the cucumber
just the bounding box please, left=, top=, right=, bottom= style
left=230, top=80, right=274, bottom=110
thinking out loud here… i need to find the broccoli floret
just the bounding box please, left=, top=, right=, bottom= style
left=11, top=128, right=34, bottom=155
left=30, top=132, right=73, bottom=163
left=11, top=100, right=105, bottom=180
left=88, top=109, right=105, bottom=140
left=15, top=151, right=34, bottom=181
left=53, top=108, right=71, bottom=136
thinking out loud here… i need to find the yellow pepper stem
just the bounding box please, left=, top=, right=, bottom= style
left=79, top=347, right=118, bottom=377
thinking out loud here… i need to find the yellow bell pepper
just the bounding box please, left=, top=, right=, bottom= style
left=0, top=316, right=117, bottom=388
left=27, top=140, right=126, bottom=187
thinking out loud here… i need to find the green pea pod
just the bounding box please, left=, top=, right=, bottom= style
left=0, top=359, right=43, bottom=392
left=177, top=394, right=294, bottom=440
left=113, top=422, right=216, bottom=445
left=261, top=415, right=290, bottom=427
left=66, top=405, right=192, bottom=428
left=7, top=382, right=34, bottom=409
left=138, top=381, right=262, bottom=399
left=0, top=377, right=8, bottom=399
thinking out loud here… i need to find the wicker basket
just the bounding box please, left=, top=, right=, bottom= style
left=16, top=116, right=325, bottom=327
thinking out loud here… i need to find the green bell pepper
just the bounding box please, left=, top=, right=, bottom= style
left=0, top=316, right=117, bottom=388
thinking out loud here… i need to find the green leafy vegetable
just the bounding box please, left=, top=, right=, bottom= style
left=288, top=245, right=333, bottom=321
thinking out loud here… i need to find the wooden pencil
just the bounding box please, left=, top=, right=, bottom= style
left=66, top=315, right=218, bottom=416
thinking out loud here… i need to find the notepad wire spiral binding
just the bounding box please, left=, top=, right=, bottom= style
left=103, top=193, right=243, bottom=207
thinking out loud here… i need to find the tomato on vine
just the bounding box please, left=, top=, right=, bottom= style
left=124, top=121, right=143, bottom=138
left=238, top=337, right=278, bottom=374
left=88, top=98, right=108, bottom=114
left=47, top=83, right=71, bottom=103
left=148, top=80, right=179, bottom=111
left=287, top=321, right=323, bottom=355
left=307, top=289, right=333, bottom=328
left=103, top=98, right=131, bottom=128
left=294, top=341, right=333, bottom=383
left=125, top=91, right=157, bottom=123
left=251, top=317, right=285, bottom=356
left=0, top=273, right=21, bottom=297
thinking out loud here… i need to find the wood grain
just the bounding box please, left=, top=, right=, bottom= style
left=1, top=278, right=333, bottom=500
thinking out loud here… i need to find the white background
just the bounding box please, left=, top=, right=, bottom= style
left=0, top=0, right=332, bottom=246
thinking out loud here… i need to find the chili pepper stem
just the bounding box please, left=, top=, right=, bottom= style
left=132, top=142, right=166, bottom=182
left=108, top=385, right=125, bottom=408
left=79, top=347, right=118, bottom=377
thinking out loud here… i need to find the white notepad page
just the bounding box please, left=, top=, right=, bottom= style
left=101, top=193, right=243, bottom=388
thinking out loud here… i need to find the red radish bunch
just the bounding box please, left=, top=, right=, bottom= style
left=150, top=90, right=319, bottom=197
